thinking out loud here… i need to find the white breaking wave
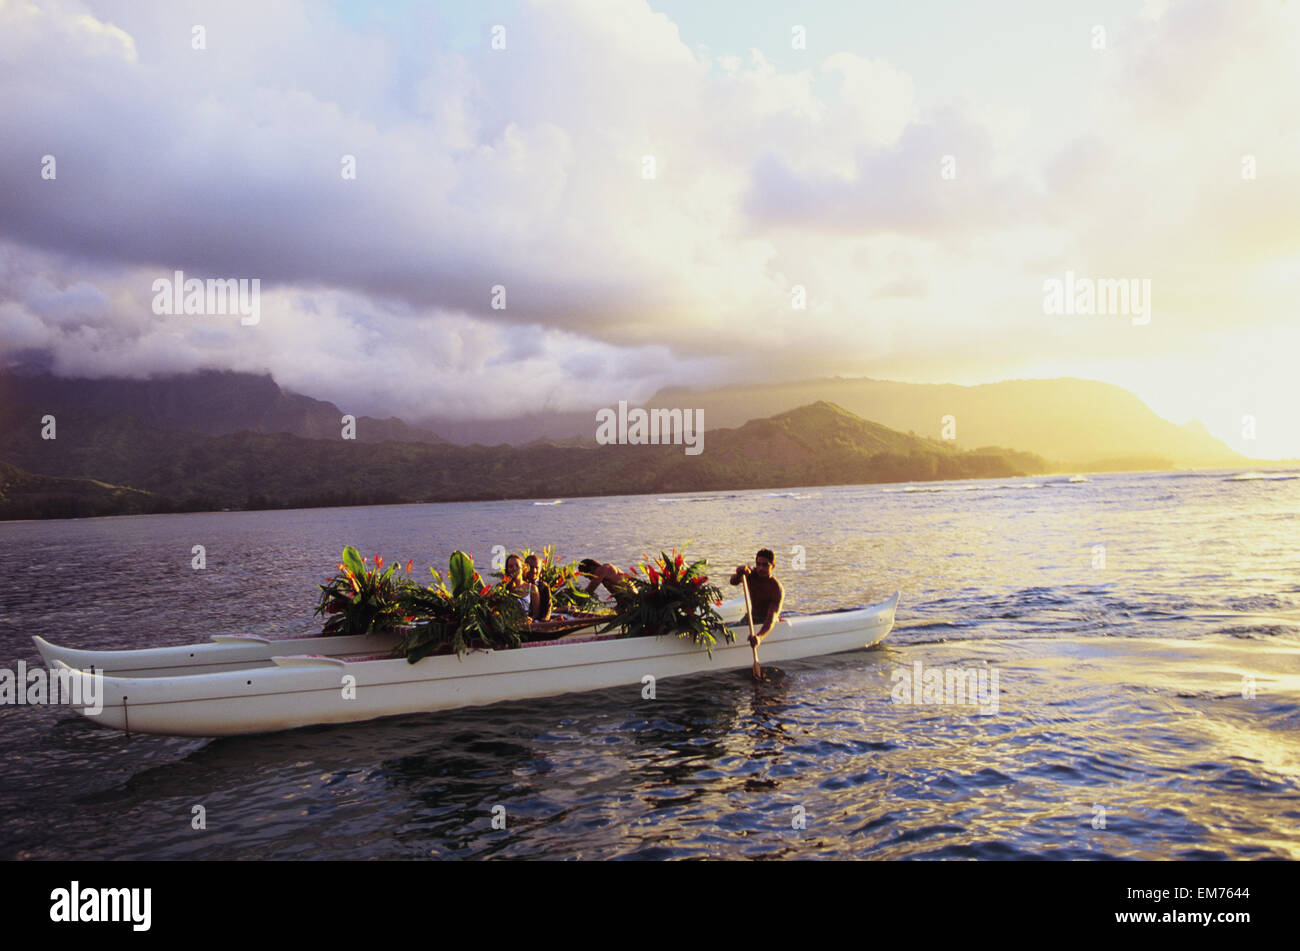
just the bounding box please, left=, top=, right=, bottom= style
left=884, top=482, right=1046, bottom=494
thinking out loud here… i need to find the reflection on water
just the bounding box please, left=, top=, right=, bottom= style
left=1, top=470, right=1298, bottom=858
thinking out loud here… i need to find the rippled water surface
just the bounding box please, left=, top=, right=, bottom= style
left=2, top=470, right=1299, bottom=859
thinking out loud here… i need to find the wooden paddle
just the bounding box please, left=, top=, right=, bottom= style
left=740, top=572, right=761, bottom=680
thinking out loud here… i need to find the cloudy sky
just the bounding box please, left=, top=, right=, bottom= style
left=1, top=0, right=1297, bottom=457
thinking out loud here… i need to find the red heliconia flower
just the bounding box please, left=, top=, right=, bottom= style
left=675, top=553, right=683, bottom=570
left=481, top=585, right=491, bottom=596
left=406, top=559, right=414, bottom=573
left=404, top=616, right=415, bottom=622
left=714, top=599, right=723, bottom=606
left=375, top=555, right=384, bottom=570
left=647, top=565, right=659, bottom=585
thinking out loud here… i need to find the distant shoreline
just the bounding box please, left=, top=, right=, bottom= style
left=6, top=465, right=1296, bottom=524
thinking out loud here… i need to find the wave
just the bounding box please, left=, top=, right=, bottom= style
left=883, top=482, right=1046, bottom=494
left=1224, top=471, right=1299, bottom=482
left=1215, top=623, right=1300, bottom=639
left=532, top=500, right=564, bottom=505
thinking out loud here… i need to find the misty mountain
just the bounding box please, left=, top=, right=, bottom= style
left=0, top=400, right=1048, bottom=517
left=0, top=369, right=445, bottom=444
left=0, top=368, right=1246, bottom=468
left=416, top=409, right=599, bottom=446
left=643, top=377, right=1244, bottom=468
left=416, top=376, right=1243, bottom=468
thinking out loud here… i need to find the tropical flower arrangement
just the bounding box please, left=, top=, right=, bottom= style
left=315, top=546, right=419, bottom=636
left=316, top=544, right=728, bottom=660
left=394, top=550, right=528, bottom=662
left=601, top=550, right=730, bottom=652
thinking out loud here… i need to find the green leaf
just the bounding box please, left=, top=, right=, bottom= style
left=341, top=546, right=366, bottom=577
left=449, top=550, right=475, bottom=597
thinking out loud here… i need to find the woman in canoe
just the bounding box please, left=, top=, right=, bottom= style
left=501, top=554, right=539, bottom=620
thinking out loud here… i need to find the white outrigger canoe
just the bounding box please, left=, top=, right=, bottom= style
left=35, top=593, right=899, bottom=738
left=32, top=596, right=749, bottom=678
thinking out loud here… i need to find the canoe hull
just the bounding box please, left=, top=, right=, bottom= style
left=55, top=593, right=900, bottom=738
left=32, top=631, right=403, bottom=678
left=32, top=597, right=750, bottom=677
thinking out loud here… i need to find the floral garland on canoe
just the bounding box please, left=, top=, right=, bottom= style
left=598, top=550, right=731, bottom=654
left=315, top=547, right=419, bottom=637
left=316, top=545, right=730, bottom=661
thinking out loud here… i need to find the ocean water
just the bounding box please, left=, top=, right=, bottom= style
left=1, top=469, right=1298, bottom=859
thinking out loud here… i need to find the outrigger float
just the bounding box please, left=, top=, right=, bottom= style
left=32, top=593, right=900, bottom=738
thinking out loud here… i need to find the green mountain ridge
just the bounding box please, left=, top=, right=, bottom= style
left=0, top=400, right=1052, bottom=519
left=1, top=368, right=1250, bottom=467
left=0, top=460, right=158, bottom=520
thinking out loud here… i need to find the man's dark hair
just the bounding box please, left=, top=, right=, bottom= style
left=756, top=548, right=775, bottom=565
left=577, top=558, right=601, bottom=574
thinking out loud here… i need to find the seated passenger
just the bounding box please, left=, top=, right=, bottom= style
left=500, top=553, right=537, bottom=620
left=523, top=554, right=553, bottom=621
